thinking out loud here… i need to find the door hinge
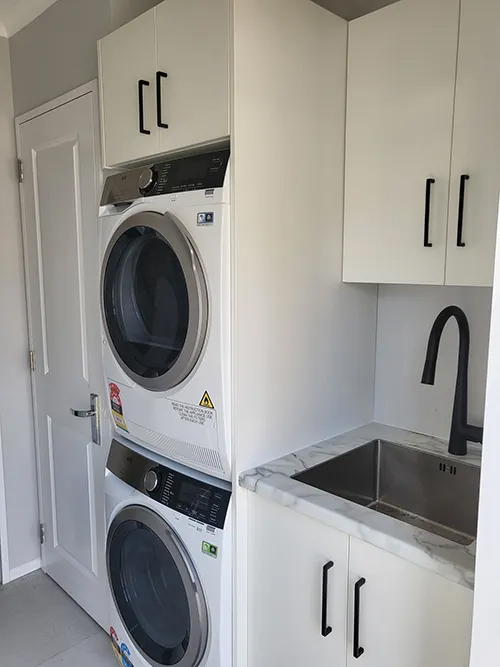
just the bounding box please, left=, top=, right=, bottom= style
left=39, top=523, right=45, bottom=545
left=17, top=158, right=23, bottom=184
left=29, top=350, right=36, bottom=372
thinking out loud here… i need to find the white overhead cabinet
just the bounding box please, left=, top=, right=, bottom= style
left=248, top=497, right=473, bottom=667
left=98, top=0, right=230, bottom=167
left=343, top=0, right=500, bottom=287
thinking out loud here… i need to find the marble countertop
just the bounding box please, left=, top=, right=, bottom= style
left=239, top=423, right=481, bottom=590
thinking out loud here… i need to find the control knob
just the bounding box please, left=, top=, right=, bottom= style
left=138, top=167, right=156, bottom=194
left=144, top=468, right=159, bottom=493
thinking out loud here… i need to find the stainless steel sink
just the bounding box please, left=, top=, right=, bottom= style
left=293, top=440, right=480, bottom=545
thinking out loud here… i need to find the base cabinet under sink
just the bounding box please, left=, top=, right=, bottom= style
left=248, top=495, right=473, bottom=667
left=347, top=538, right=473, bottom=667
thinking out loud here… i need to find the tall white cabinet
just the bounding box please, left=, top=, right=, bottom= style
left=98, top=0, right=230, bottom=167
left=344, top=0, right=500, bottom=287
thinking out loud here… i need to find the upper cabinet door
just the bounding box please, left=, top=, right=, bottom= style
left=99, top=9, right=159, bottom=167
left=343, top=0, right=460, bottom=285
left=156, top=0, right=230, bottom=155
left=445, top=0, right=500, bottom=287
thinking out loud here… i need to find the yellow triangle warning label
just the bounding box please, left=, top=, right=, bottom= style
left=199, top=391, right=215, bottom=409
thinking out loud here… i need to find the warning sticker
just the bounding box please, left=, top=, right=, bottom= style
left=172, top=401, right=215, bottom=427
left=109, top=383, right=128, bottom=432
left=199, top=391, right=215, bottom=409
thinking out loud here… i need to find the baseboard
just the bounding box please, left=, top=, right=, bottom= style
left=9, top=558, right=41, bottom=582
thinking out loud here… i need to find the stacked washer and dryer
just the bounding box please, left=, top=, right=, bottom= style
left=98, top=148, right=232, bottom=667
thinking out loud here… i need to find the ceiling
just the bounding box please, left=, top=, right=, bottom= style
left=0, top=0, right=400, bottom=39
left=0, top=0, right=58, bottom=37
left=313, top=0, right=400, bottom=21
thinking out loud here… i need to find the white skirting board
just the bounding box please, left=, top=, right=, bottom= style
left=8, top=558, right=41, bottom=583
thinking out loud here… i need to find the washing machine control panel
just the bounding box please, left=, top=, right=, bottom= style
left=107, top=439, right=231, bottom=529
left=101, top=148, right=230, bottom=206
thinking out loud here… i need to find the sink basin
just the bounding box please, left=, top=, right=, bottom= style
left=293, top=440, right=480, bottom=546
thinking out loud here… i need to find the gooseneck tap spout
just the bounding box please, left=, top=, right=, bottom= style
left=421, top=305, right=483, bottom=456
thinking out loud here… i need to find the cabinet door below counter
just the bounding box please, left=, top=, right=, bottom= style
left=347, top=537, right=473, bottom=667
left=248, top=495, right=349, bottom=667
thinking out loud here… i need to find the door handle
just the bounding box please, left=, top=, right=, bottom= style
left=156, top=71, right=169, bottom=129
left=457, top=174, right=470, bottom=247
left=353, top=577, right=366, bottom=659
left=321, top=561, right=334, bottom=637
left=70, top=394, right=100, bottom=446
left=138, top=80, right=151, bottom=135
left=424, top=178, right=435, bottom=248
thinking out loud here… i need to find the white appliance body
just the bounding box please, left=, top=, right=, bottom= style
left=105, top=437, right=232, bottom=667
left=99, top=150, right=231, bottom=480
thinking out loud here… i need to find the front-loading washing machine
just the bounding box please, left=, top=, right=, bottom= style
left=99, top=148, right=231, bottom=480
left=105, top=437, right=232, bottom=667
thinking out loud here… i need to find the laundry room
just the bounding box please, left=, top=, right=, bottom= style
left=0, top=0, right=498, bottom=666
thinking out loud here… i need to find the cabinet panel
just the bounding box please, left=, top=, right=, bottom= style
left=347, top=538, right=473, bottom=667
left=99, top=8, right=159, bottom=167
left=156, top=0, right=230, bottom=155
left=344, top=0, right=460, bottom=285
left=445, top=0, right=500, bottom=287
left=248, top=496, right=348, bottom=667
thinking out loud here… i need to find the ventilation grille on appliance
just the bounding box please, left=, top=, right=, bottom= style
left=129, top=421, right=224, bottom=472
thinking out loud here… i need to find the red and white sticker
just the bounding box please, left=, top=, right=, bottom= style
left=109, top=383, right=128, bottom=432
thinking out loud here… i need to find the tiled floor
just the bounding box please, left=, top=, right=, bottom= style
left=0, top=570, right=117, bottom=667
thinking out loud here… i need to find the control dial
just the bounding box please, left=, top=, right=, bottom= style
left=144, top=468, right=159, bottom=493
left=138, top=167, right=156, bottom=194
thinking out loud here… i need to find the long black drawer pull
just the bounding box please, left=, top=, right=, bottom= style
left=156, top=71, right=169, bottom=129
left=321, top=561, right=334, bottom=637
left=353, top=577, right=366, bottom=659
left=138, top=80, right=151, bottom=135
left=424, top=178, right=435, bottom=247
left=457, top=174, right=470, bottom=247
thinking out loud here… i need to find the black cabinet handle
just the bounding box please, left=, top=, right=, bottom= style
left=321, top=561, right=334, bottom=637
left=424, top=178, right=435, bottom=247
left=457, top=174, right=470, bottom=247
left=353, top=577, right=366, bottom=659
left=156, top=71, right=169, bottom=129
left=138, top=80, right=151, bottom=135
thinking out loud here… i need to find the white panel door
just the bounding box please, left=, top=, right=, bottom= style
left=347, top=538, right=473, bottom=667
left=19, top=89, right=107, bottom=627
left=344, top=0, right=460, bottom=285
left=156, top=0, right=230, bottom=155
left=248, top=495, right=348, bottom=667
left=99, top=7, right=159, bottom=167
left=445, top=0, right=500, bottom=287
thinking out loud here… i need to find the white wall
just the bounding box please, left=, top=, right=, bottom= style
left=469, top=210, right=500, bottom=665
left=232, top=0, right=377, bottom=475
left=0, top=37, right=39, bottom=576
left=374, top=285, right=492, bottom=439
left=110, top=0, right=162, bottom=30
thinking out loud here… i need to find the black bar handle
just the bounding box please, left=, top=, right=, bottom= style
left=424, top=178, right=435, bottom=247
left=156, top=71, right=169, bottom=129
left=353, top=577, right=366, bottom=659
left=457, top=174, right=470, bottom=247
left=138, top=80, right=151, bottom=135
left=321, top=561, right=334, bottom=637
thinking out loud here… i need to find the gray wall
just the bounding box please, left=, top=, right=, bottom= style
left=9, top=0, right=162, bottom=117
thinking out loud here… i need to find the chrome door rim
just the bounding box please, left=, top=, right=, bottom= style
left=106, top=504, right=209, bottom=667
left=101, top=210, right=209, bottom=391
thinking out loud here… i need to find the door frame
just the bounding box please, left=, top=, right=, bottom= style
left=15, top=79, right=102, bottom=581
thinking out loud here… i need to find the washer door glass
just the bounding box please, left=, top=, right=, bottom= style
left=102, top=211, right=208, bottom=391
left=107, top=506, right=208, bottom=667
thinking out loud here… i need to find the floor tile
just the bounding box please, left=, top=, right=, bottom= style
left=0, top=570, right=100, bottom=667
left=37, top=632, right=118, bottom=667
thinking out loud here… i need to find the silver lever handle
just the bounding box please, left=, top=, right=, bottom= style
left=70, top=394, right=100, bottom=446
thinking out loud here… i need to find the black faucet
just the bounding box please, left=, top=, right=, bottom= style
left=421, top=305, right=483, bottom=456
